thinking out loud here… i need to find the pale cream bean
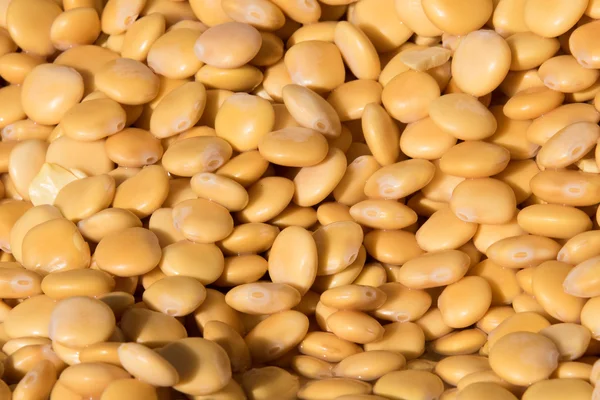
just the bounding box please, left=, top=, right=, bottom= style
left=527, top=103, right=600, bottom=146
left=53, top=175, right=115, bottom=222
left=215, top=93, right=275, bottom=151
left=524, top=0, right=587, bottom=38
left=245, top=310, right=309, bottom=363
left=530, top=169, right=600, bottom=207
left=221, top=0, right=285, bottom=31
left=540, top=323, right=591, bottom=361
left=469, top=260, right=521, bottom=306
left=6, top=0, right=61, bottom=56
left=364, top=159, right=434, bottom=200
left=203, top=320, right=251, bottom=373
left=431, top=328, right=487, bottom=356
left=291, top=355, right=334, bottom=380
left=172, top=198, right=234, bottom=244
left=476, top=307, right=516, bottom=334
left=236, top=176, right=294, bottom=223
left=241, top=367, right=300, bottom=400
left=150, top=82, right=206, bottom=139
left=558, top=230, right=600, bottom=265
left=439, top=141, right=510, bottom=178
left=121, top=307, right=188, bottom=348
left=46, top=136, right=115, bottom=177
left=506, top=32, right=560, bottom=71
left=373, top=370, right=443, bottom=400
left=105, top=128, right=163, bottom=168
left=518, top=204, right=592, bottom=239
left=8, top=139, right=47, bottom=202
left=21, top=64, right=84, bottom=126
left=193, top=289, right=244, bottom=335
left=489, top=332, right=559, bottom=386
left=312, top=246, right=366, bottom=293
left=434, top=355, right=490, bottom=386
left=162, top=136, right=232, bottom=177
left=3, top=294, right=56, bottom=338
left=382, top=70, right=440, bottom=123
left=252, top=32, right=284, bottom=67
left=327, top=310, right=383, bottom=344
left=536, top=122, right=600, bottom=169
left=95, top=58, right=159, bottom=105
left=570, top=20, right=600, bottom=69
left=532, top=261, right=586, bottom=323
left=285, top=40, right=345, bottom=93
left=217, top=150, right=270, bottom=188
left=258, top=127, right=329, bottom=167
left=333, top=156, right=381, bottom=206
left=563, top=255, right=600, bottom=298
left=451, top=30, right=511, bottom=96
left=313, top=221, right=363, bottom=276
left=95, top=227, right=161, bottom=277
left=218, top=223, right=278, bottom=256
left=486, top=234, right=561, bottom=269
left=121, top=13, right=165, bottom=61
left=495, top=160, right=540, bottom=204
left=143, top=276, right=206, bottom=317
left=317, top=202, right=353, bottom=225
left=351, top=0, right=411, bottom=52
left=158, top=337, right=231, bottom=396
left=101, top=0, right=145, bottom=35
left=61, top=98, right=126, bottom=142
left=282, top=84, right=341, bottom=138
left=438, top=276, right=492, bottom=328
left=503, top=87, right=564, bottom=121
left=421, top=160, right=464, bottom=202
left=487, top=311, right=551, bottom=349
left=117, top=342, right=179, bottom=387
left=41, top=269, right=114, bottom=299
left=269, top=226, right=318, bottom=295
left=194, top=22, right=261, bottom=69
left=428, top=93, right=497, bottom=140
left=147, top=28, right=203, bottom=79
left=415, top=308, right=452, bottom=341
left=22, top=219, right=90, bottom=276
left=416, top=207, right=477, bottom=252
left=293, top=147, right=347, bottom=207
left=196, top=64, right=264, bottom=92
left=49, top=296, right=115, bottom=347
left=364, top=229, right=424, bottom=265
left=375, top=282, right=431, bottom=323
left=397, top=250, right=470, bottom=290
left=298, top=378, right=372, bottom=400
left=394, top=0, right=441, bottom=37
left=226, top=282, right=301, bottom=315
left=320, top=285, right=386, bottom=311
left=581, top=296, right=600, bottom=339
left=450, top=178, right=516, bottom=224
left=350, top=199, right=417, bottom=230
left=78, top=208, right=142, bottom=243
left=190, top=173, right=248, bottom=212
left=334, top=21, right=380, bottom=80
left=299, top=331, right=362, bottom=362
left=327, top=80, right=382, bottom=122
left=361, top=103, right=400, bottom=166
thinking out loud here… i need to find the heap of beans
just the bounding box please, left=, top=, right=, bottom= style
left=2, top=0, right=600, bottom=399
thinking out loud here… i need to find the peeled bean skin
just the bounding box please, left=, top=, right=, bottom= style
left=2, top=1, right=600, bottom=399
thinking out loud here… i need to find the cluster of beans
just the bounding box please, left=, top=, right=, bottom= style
left=2, top=0, right=600, bottom=399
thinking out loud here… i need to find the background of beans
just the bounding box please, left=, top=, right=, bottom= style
left=0, top=0, right=600, bottom=399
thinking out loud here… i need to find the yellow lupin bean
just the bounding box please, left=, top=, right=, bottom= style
left=451, top=30, right=511, bottom=96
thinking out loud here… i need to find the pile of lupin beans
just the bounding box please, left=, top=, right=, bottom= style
left=4, top=0, right=600, bottom=399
